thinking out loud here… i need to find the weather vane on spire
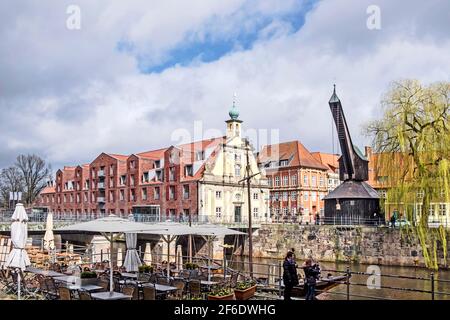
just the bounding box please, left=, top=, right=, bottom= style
left=229, top=92, right=239, bottom=120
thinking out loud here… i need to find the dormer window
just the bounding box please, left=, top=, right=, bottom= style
left=279, top=160, right=288, bottom=167
left=185, top=165, right=193, bottom=177
left=195, top=151, right=204, bottom=161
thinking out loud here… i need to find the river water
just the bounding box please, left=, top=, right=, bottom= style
left=229, top=257, right=450, bottom=300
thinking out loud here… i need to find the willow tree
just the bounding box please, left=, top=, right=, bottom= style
left=366, top=79, right=450, bottom=269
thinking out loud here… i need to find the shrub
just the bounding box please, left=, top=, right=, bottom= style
left=80, top=271, right=97, bottom=279
left=138, top=265, right=153, bottom=273
left=235, top=280, right=256, bottom=290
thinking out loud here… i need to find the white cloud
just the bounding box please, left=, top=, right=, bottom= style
left=0, top=0, right=449, bottom=170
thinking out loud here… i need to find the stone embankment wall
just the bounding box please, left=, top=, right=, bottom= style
left=247, top=224, right=449, bottom=268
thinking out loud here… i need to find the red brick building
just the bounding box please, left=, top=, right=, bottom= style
left=35, top=138, right=224, bottom=220
left=257, top=141, right=330, bottom=223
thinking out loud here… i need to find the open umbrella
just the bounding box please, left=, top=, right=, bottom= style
left=56, top=214, right=165, bottom=294
left=143, top=242, right=152, bottom=265
left=193, top=225, right=245, bottom=282
left=137, top=222, right=195, bottom=281
left=123, top=233, right=141, bottom=272
left=6, top=203, right=31, bottom=300
left=43, top=212, right=55, bottom=251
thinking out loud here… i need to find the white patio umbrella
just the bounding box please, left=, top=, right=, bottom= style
left=117, top=247, right=123, bottom=267
left=137, top=222, right=195, bottom=282
left=123, top=233, right=141, bottom=272
left=176, top=244, right=183, bottom=271
left=56, top=214, right=165, bottom=294
left=193, top=225, right=245, bottom=282
left=43, top=212, right=55, bottom=251
left=6, top=203, right=31, bottom=300
left=143, top=242, right=152, bottom=265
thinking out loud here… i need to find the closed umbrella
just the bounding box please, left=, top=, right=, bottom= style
left=176, top=244, right=183, bottom=271
left=117, top=247, right=123, bottom=267
left=123, top=233, right=141, bottom=272
left=143, top=242, right=152, bottom=265
left=6, top=203, right=31, bottom=300
left=43, top=212, right=55, bottom=251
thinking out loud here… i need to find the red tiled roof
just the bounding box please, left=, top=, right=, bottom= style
left=311, top=152, right=339, bottom=173
left=178, top=136, right=225, bottom=164
left=136, top=148, right=167, bottom=159
left=258, top=140, right=329, bottom=170
left=41, top=186, right=55, bottom=194
left=107, top=154, right=128, bottom=161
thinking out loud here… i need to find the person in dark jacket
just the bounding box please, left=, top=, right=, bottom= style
left=283, top=251, right=299, bottom=300
left=302, top=258, right=321, bottom=300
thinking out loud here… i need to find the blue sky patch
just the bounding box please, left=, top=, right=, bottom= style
left=119, top=0, right=317, bottom=74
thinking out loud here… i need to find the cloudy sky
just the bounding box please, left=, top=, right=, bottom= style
left=0, top=0, right=449, bottom=170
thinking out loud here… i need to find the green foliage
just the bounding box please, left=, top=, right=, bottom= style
left=80, top=271, right=97, bottom=279
left=366, top=80, right=450, bottom=269
left=235, top=280, right=256, bottom=290
left=184, top=262, right=199, bottom=270
left=209, top=287, right=233, bottom=297
left=138, top=264, right=153, bottom=273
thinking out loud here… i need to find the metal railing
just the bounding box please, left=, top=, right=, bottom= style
left=0, top=211, right=268, bottom=226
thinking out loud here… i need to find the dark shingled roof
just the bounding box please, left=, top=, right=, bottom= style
left=323, top=180, right=379, bottom=200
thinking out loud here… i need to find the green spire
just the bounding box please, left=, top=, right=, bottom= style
left=229, top=94, right=239, bottom=120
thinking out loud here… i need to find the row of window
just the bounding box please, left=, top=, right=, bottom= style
left=268, top=173, right=325, bottom=187
left=270, top=191, right=324, bottom=202
left=214, top=191, right=260, bottom=200
left=215, top=207, right=260, bottom=218
left=43, top=184, right=194, bottom=204
left=417, top=204, right=448, bottom=216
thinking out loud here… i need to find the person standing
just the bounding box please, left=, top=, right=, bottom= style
left=283, top=251, right=299, bottom=300
left=303, top=258, right=320, bottom=300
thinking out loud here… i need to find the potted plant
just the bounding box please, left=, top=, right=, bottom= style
left=207, top=287, right=235, bottom=300
left=234, top=280, right=257, bottom=300
left=184, top=262, right=199, bottom=270
left=138, top=264, right=153, bottom=274
left=80, top=271, right=98, bottom=285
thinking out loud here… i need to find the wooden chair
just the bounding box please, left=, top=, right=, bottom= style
left=98, top=279, right=109, bottom=292
left=137, top=273, right=151, bottom=283
left=179, top=270, right=191, bottom=280
left=142, top=286, right=156, bottom=300
left=78, top=290, right=92, bottom=300
left=122, top=285, right=138, bottom=300
left=58, top=287, right=72, bottom=300
left=149, top=273, right=157, bottom=284
left=189, top=280, right=201, bottom=298
left=157, top=276, right=169, bottom=285
left=44, top=277, right=59, bottom=300
left=170, top=280, right=185, bottom=300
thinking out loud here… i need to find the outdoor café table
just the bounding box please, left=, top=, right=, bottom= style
left=65, top=284, right=103, bottom=292
left=141, top=283, right=178, bottom=295
left=53, top=275, right=81, bottom=284
left=120, top=272, right=137, bottom=279
left=200, top=265, right=220, bottom=270
left=25, top=267, right=65, bottom=278
left=200, top=280, right=218, bottom=286
left=91, top=292, right=132, bottom=300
